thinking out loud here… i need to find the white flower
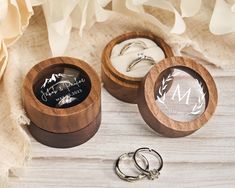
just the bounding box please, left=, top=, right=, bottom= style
left=112, top=0, right=187, bottom=34
left=0, top=40, right=8, bottom=79
left=180, top=0, right=202, bottom=18
left=0, top=0, right=33, bottom=79
left=0, top=0, right=235, bottom=80
left=33, top=0, right=110, bottom=56
left=0, top=0, right=110, bottom=79
left=210, top=0, right=235, bottom=35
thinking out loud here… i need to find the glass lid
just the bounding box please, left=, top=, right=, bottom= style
left=33, top=64, right=91, bottom=108
left=155, top=67, right=208, bottom=122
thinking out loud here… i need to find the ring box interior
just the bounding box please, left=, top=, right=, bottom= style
left=101, top=32, right=174, bottom=104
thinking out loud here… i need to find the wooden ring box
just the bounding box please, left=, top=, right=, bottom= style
left=102, top=32, right=174, bottom=104
left=23, top=57, right=101, bottom=148
left=102, top=32, right=217, bottom=137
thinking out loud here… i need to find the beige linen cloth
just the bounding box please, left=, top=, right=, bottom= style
left=0, top=1, right=235, bottom=187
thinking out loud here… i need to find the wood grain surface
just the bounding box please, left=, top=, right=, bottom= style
left=22, top=57, right=101, bottom=148
left=7, top=8, right=235, bottom=188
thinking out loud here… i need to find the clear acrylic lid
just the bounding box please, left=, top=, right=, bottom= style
left=137, top=57, right=217, bottom=137
left=155, top=68, right=207, bottom=122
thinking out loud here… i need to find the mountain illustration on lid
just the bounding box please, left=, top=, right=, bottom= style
left=41, top=73, right=74, bottom=88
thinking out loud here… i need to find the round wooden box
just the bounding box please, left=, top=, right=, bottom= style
left=102, top=32, right=217, bottom=137
left=101, top=32, right=174, bottom=104
left=138, top=57, right=218, bottom=137
left=22, top=57, right=101, bottom=148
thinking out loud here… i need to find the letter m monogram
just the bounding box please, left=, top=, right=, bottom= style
left=171, top=84, right=191, bottom=105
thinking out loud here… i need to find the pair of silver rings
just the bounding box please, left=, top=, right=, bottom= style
left=119, top=41, right=155, bottom=72
left=115, top=147, right=163, bottom=182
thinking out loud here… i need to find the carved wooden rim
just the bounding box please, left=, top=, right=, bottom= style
left=138, top=56, right=218, bottom=137
left=23, top=57, right=101, bottom=133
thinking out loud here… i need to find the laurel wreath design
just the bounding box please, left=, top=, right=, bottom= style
left=156, top=72, right=206, bottom=115
left=189, top=80, right=206, bottom=115
left=157, top=72, right=178, bottom=104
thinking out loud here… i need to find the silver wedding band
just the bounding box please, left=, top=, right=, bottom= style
left=119, top=41, right=147, bottom=55
left=115, top=152, right=149, bottom=182
left=119, top=41, right=155, bottom=72
left=127, top=53, right=155, bottom=72
left=133, top=147, right=163, bottom=180
left=115, top=147, right=163, bottom=182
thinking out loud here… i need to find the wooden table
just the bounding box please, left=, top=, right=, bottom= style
left=8, top=8, right=235, bottom=188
